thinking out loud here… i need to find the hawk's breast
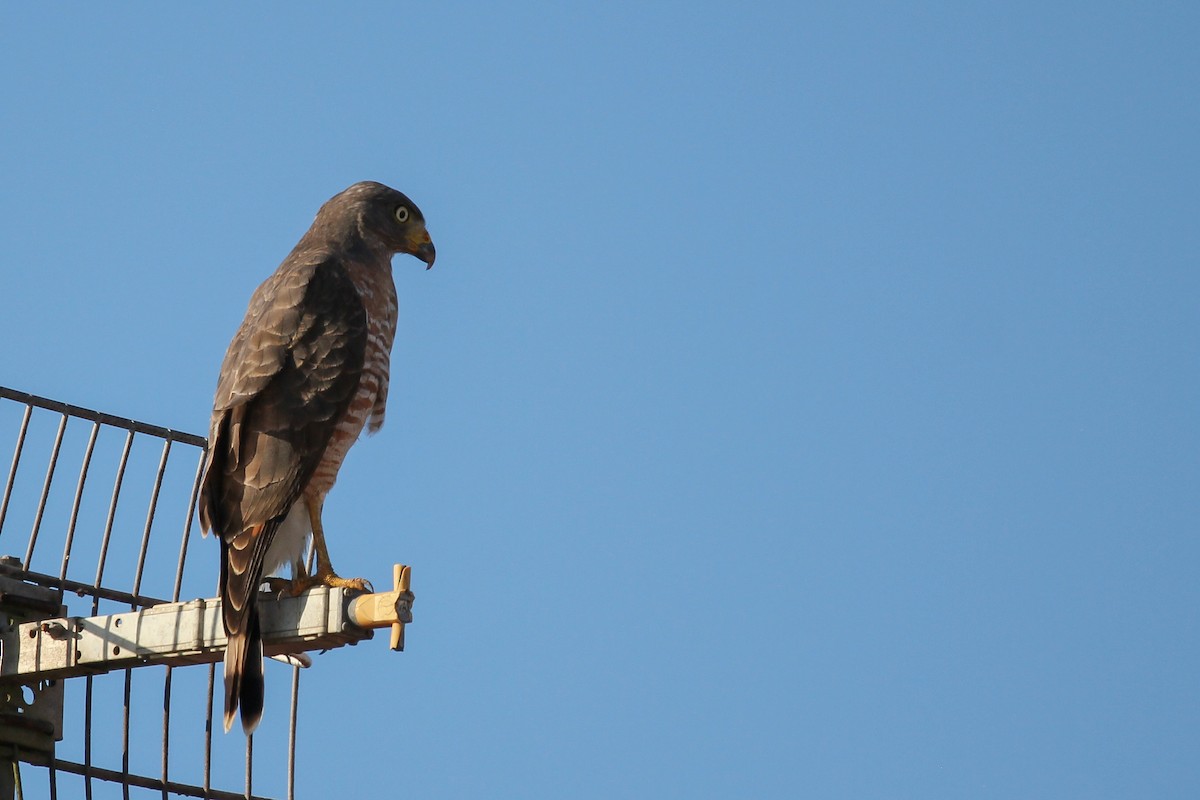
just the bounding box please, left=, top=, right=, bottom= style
left=306, top=263, right=399, bottom=495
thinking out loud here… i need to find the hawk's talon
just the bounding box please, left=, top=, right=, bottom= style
left=320, top=573, right=372, bottom=594
left=279, top=570, right=372, bottom=596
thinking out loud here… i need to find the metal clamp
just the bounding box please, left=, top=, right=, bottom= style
left=347, top=564, right=414, bottom=651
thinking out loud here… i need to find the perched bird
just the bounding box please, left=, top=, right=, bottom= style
left=198, top=181, right=435, bottom=734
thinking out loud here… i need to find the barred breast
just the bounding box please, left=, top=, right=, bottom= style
left=305, top=262, right=399, bottom=495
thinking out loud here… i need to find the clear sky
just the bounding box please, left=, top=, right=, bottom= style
left=1, top=3, right=1198, bottom=798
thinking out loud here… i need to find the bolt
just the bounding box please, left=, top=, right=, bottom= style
left=39, top=621, right=69, bottom=639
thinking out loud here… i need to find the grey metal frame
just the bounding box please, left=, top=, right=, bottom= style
left=0, top=386, right=374, bottom=800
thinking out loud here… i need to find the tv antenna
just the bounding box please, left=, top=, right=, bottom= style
left=0, top=386, right=414, bottom=799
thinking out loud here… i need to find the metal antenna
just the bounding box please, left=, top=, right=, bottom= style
left=0, top=387, right=415, bottom=799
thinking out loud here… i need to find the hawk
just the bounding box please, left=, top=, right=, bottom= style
left=198, top=181, right=435, bottom=734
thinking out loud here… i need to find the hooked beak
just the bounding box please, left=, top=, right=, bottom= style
left=408, top=227, right=436, bottom=269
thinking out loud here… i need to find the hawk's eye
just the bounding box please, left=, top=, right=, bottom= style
left=394, top=205, right=410, bottom=223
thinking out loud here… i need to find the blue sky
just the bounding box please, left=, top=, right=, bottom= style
left=1, top=3, right=1198, bottom=798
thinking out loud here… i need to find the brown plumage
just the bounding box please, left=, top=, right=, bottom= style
left=199, top=181, right=435, bottom=734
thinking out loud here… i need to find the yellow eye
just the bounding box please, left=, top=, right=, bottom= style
left=395, top=205, right=410, bottom=223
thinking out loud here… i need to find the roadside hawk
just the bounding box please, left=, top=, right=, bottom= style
left=198, top=181, right=435, bottom=734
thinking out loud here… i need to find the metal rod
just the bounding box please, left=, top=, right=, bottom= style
left=288, top=666, right=299, bottom=800
left=92, top=430, right=134, bottom=616
left=0, top=404, right=32, bottom=538
left=286, top=544, right=316, bottom=800
left=203, top=663, right=215, bottom=797
left=0, top=387, right=206, bottom=448
left=83, top=674, right=94, bottom=800
left=0, top=563, right=167, bottom=609
left=122, top=669, right=132, bottom=800
left=51, top=758, right=275, bottom=800
left=132, top=439, right=171, bottom=600
left=172, top=451, right=206, bottom=604
left=80, top=427, right=134, bottom=800
left=161, top=666, right=172, bottom=800
left=59, top=422, right=100, bottom=584
left=23, top=413, right=68, bottom=569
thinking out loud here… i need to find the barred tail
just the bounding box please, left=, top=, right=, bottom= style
left=220, top=522, right=275, bottom=734
left=223, top=612, right=264, bottom=734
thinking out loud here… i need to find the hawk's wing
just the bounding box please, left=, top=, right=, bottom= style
left=198, top=255, right=367, bottom=731
left=201, top=256, right=368, bottom=535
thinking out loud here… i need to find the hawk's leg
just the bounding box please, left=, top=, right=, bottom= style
left=283, top=492, right=373, bottom=595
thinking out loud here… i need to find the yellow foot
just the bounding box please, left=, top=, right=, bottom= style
left=285, top=571, right=373, bottom=596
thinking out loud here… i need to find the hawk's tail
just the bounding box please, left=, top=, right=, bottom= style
left=220, top=521, right=276, bottom=735
left=224, top=611, right=264, bottom=734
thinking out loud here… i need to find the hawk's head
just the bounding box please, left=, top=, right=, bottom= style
left=320, top=181, right=437, bottom=269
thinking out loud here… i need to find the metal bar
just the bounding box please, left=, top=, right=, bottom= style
left=161, top=666, right=172, bottom=800
left=59, top=422, right=100, bottom=584
left=168, top=449, right=204, bottom=798
left=83, top=674, right=94, bottom=800
left=23, top=413, right=68, bottom=570
left=203, top=664, right=214, bottom=798
left=287, top=545, right=315, bottom=800
left=82, top=428, right=134, bottom=800
left=0, top=387, right=207, bottom=449
left=0, top=404, right=33, bottom=538
left=0, top=564, right=167, bottom=609
left=170, top=449, right=205, bottom=800
left=287, top=667, right=299, bottom=800
left=50, top=758, right=275, bottom=800
left=2, top=587, right=372, bottom=682
left=92, top=430, right=134, bottom=616
left=132, top=440, right=171, bottom=601
left=172, top=450, right=206, bottom=604
left=121, top=669, right=132, bottom=800
left=245, top=732, right=253, bottom=800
